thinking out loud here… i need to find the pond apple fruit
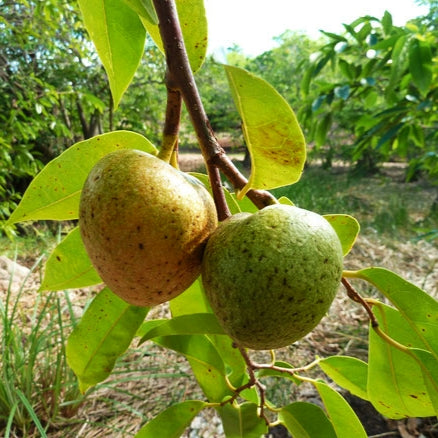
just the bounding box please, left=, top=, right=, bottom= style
left=201, top=204, right=343, bottom=350
left=79, top=149, right=217, bottom=306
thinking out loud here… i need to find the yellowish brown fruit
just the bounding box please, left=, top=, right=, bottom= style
left=79, top=149, right=218, bottom=306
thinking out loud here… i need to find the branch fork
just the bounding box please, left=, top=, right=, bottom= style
left=152, top=0, right=276, bottom=221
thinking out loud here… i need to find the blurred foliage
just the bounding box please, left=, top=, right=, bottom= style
left=0, top=1, right=166, bottom=233
left=0, top=0, right=106, bottom=232
left=298, top=9, right=438, bottom=180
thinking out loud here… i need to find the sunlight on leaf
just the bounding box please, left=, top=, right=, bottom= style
left=142, top=0, right=208, bottom=73
left=323, top=214, right=360, bottom=256
left=278, top=196, right=294, bottom=206
left=408, top=38, right=433, bottom=96
left=40, top=227, right=101, bottom=291
left=135, top=400, right=206, bottom=438
left=78, top=0, right=146, bottom=108
left=279, top=401, right=337, bottom=438
left=7, top=131, right=157, bottom=224
left=224, top=65, right=306, bottom=198
left=66, top=287, right=148, bottom=393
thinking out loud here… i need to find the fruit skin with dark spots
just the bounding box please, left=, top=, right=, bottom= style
left=79, top=149, right=218, bottom=306
left=201, top=204, right=343, bottom=350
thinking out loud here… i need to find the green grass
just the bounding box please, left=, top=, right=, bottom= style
left=0, top=254, right=200, bottom=437
left=0, top=256, right=83, bottom=436
left=0, top=222, right=62, bottom=262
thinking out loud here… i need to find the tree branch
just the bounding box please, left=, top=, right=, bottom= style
left=152, top=0, right=276, bottom=216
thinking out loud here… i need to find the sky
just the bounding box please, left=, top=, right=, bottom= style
left=204, top=0, right=429, bottom=57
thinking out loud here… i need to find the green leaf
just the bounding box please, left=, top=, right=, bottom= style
left=7, top=131, right=157, bottom=224
left=323, top=214, right=360, bottom=256
left=190, top=172, right=241, bottom=215
left=408, top=38, right=433, bottom=96
left=122, top=0, right=157, bottom=23
left=135, top=400, right=206, bottom=438
left=154, top=334, right=225, bottom=374
left=142, top=0, right=207, bottom=73
left=224, top=65, right=306, bottom=198
left=170, top=277, right=211, bottom=316
left=137, top=313, right=225, bottom=344
left=278, top=196, right=294, bottom=206
left=154, top=334, right=231, bottom=402
left=208, top=334, right=247, bottom=388
left=40, top=227, right=101, bottom=291
left=66, top=287, right=148, bottom=393
left=409, top=348, right=438, bottom=415
left=353, top=267, right=438, bottom=358
left=368, top=303, right=435, bottom=418
left=279, top=402, right=337, bottom=438
left=218, top=402, right=268, bottom=438
left=231, top=193, right=259, bottom=213
left=78, top=0, right=146, bottom=108
left=315, top=113, right=332, bottom=147
left=319, top=356, right=368, bottom=400
left=168, top=279, right=239, bottom=400
left=188, top=357, right=232, bottom=402
left=381, top=10, right=393, bottom=35
left=168, top=279, right=249, bottom=398
left=314, top=381, right=367, bottom=438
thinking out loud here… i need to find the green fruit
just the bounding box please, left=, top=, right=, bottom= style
left=79, top=149, right=218, bottom=307
left=201, top=204, right=343, bottom=350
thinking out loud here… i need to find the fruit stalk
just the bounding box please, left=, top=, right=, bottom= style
left=158, top=75, right=182, bottom=166
left=152, top=0, right=277, bottom=216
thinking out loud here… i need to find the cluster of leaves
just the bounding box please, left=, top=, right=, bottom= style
left=6, top=0, right=438, bottom=436
left=299, top=10, right=438, bottom=179
left=0, top=0, right=167, bottom=233
left=0, top=0, right=105, bottom=229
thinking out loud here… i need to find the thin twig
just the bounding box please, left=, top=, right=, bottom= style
left=252, top=358, right=321, bottom=376
left=342, top=277, right=378, bottom=327
left=341, top=278, right=414, bottom=353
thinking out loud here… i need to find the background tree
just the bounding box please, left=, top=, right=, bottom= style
left=299, top=9, right=438, bottom=178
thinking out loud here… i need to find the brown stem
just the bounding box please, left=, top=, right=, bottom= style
left=152, top=0, right=229, bottom=219
left=152, top=0, right=276, bottom=214
left=158, top=75, right=182, bottom=164
left=342, top=277, right=379, bottom=328
left=236, top=345, right=270, bottom=425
